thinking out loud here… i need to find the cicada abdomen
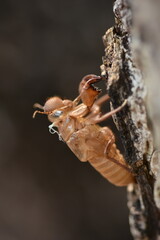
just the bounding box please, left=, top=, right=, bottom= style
left=67, top=124, right=134, bottom=186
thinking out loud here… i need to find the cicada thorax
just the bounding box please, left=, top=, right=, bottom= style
left=54, top=116, right=75, bottom=142
left=54, top=115, right=84, bottom=143
left=67, top=124, right=134, bottom=186
left=51, top=103, right=89, bottom=142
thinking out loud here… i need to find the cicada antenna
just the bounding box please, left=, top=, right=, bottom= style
left=33, top=103, right=44, bottom=110
left=32, top=110, right=52, bottom=119
left=33, top=102, right=52, bottom=118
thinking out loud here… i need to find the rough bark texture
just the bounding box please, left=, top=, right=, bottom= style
left=101, top=0, right=160, bottom=239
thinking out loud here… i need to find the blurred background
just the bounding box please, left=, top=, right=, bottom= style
left=0, top=0, right=132, bottom=239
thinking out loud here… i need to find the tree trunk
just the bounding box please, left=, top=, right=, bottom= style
left=101, top=0, right=160, bottom=239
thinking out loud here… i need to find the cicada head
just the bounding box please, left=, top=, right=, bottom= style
left=33, top=96, right=72, bottom=120
left=43, top=96, right=66, bottom=112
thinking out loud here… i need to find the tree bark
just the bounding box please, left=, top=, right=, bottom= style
left=101, top=0, right=160, bottom=239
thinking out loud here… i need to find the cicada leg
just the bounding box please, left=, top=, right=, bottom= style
left=86, top=99, right=127, bottom=124
left=86, top=94, right=110, bottom=120
left=79, top=74, right=102, bottom=108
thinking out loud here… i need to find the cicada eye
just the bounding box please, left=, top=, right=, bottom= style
left=53, top=110, right=63, bottom=117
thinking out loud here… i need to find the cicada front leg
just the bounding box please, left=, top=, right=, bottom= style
left=86, top=94, right=110, bottom=120
left=79, top=74, right=102, bottom=108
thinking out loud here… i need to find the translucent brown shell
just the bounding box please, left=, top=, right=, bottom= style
left=33, top=74, right=135, bottom=186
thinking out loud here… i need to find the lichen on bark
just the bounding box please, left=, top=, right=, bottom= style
left=101, top=0, right=160, bottom=239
